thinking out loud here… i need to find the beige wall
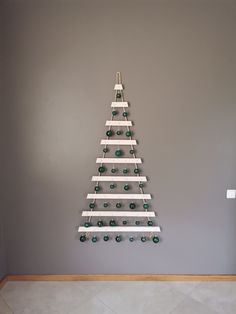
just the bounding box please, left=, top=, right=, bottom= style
left=2, top=0, right=236, bottom=275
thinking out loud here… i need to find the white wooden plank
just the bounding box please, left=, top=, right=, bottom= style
left=106, top=120, right=132, bottom=126
left=87, top=194, right=151, bottom=200
left=92, top=176, right=147, bottom=182
left=101, top=139, right=137, bottom=145
left=82, top=211, right=156, bottom=217
left=96, top=158, right=142, bottom=164
left=111, top=102, right=128, bottom=107
left=78, top=226, right=161, bottom=232
left=114, top=84, right=123, bottom=90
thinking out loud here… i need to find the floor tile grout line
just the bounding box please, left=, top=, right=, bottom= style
left=1, top=294, right=14, bottom=314
left=95, top=295, right=118, bottom=314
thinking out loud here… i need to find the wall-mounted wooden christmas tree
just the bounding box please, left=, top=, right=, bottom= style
left=78, top=72, right=161, bottom=243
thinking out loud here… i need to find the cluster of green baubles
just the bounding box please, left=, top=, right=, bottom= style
left=89, top=202, right=149, bottom=209
left=98, top=165, right=140, bottom=174
left=84, top=219, right=153, bottom=228
left=103, top=148, right=135, bottom=155
left=106, top=130, right=132, bottom=137
left=80, top=234, right=160, bottom=243
left=111, top=110, right=128, bottom=117
left=95, top=182, right=144, bottom=190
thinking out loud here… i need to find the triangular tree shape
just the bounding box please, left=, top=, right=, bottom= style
left=78, top=72, right=161, bottom=243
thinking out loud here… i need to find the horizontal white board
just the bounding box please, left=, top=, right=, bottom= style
left=101, top=140, right=137, bottom=145
left=82, top=211, right=156, bottom=217
left=111, top=102, right=128, bottom=107
left=92, top=176, right=147, bottom=182
left=114, top=84, right=123, bottom=90
left=78, top=226, right=161, bottom=233
left=105, top=120, right=132, bottom=126
left=96, top=158, right=142, bottom=164
left=87, top=194, right=151, bottom=200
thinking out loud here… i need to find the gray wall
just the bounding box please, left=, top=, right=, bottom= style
left=2, top=0, right=236, bottom=275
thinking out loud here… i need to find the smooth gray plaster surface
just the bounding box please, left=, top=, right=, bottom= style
left=1, top=0, right=236, bottom=275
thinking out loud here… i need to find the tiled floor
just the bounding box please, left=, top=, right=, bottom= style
left=1, top=281, right=236, bottom=314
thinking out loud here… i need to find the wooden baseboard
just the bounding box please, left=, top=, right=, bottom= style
left=1, top=274, right=236, bottom=289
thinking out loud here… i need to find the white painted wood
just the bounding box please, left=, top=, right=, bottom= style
left=114, top=84, right=123, bottom=90
left=105, top=120, right=132, bottom=126
left=101, top=139, right=137, bottom=145
left=82, top=211, right=156, bottom=217
left=92, top=176, right=147, bottom=182
left=87, top=194, right=151, bottom=200
left=96, top=158, right=142, bottom=164
left=78, top=226, right=161, bottom=232
left=111, top=102, right=128, bottom=107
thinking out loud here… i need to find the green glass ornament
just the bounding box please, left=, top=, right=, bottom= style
left=141, top=236, right=147, bottom=243
left=123, top=168, right=129, bottom=174
left=134, top=168, right=140, bottom=174
left=122, top=111, right=128, bottom=117
left=84, top=222, right=91, bottom=228
left=125, top=131, right=132, bottom=137
left=103, top=235, right=109, bottom=241
left=110, top=183, right=116, bottom=189
left=129, top=149, right=135, bottom=154
left=97, top=220, right=103, bottom=227
left=112, top=110, right=118, bottom=116
left=139, top=183, right=144, bottom=188
left=124, top=184, right=129, bottom=191
left=129, top=236, right=134, bottom=242
left=115, top=149, right=123, bottom=157
left=116, top=92, right=122, bottom=99
left=109, top=219, right=116, bottom=226
left=92, top=236, right=98, bottom=243
left=103, top=202, right=109, bottom=208
left=116, top=202, right=122, bottom=208
left=115, top=235, right=122, bottom=242
left=80, top=235, right=86, bottom=242
left=143, top=203, right=149, bottom=209
left=94, top=186, right=100, bottom=192
left=135, top=221, right=140, bottom=225
left=89, top=203, right=95, bottom=209
left=98, top=166, right=106, bottom=173
left=129, top=203, right=136, bottom=209
left=122, top=220, right=128, bottom=225
left=147, top=221, right=153, bottom=226
left=153, top=236, right=160, bottom=243
left=106, top=130, right=113, bottom=137
left=116, top=130, right=122, bottom=135
left=103, top=147, right=109, bottom=153
left=111, top=168, right=117, bottom=173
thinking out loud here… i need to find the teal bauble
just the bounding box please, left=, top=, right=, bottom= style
left=116, top=130, right=122, bottom=135
left=115, top=235, right=122, bottom=242
left=139, top=183, right=144, bottom=188
left=98, top=166, right=106, bottom=173
left=147, top=221, right=153, bottom=226
left=129, top=236, right=134, bottom=242
left=129, top=203, right=136, bottom=209
left=94, top=186, right=100, bottom=192
left=103, top=147, right=109, bottom=153
left=97, top=221, right=103, bottom=227
left=143, top=203, right=149, bottom=209
left=126, top=131, right=132, bottom=137
left=134, top=168, right=140, bottom=174
left=111, top=168, right=117, bottom=173
left=103, top=235, right=109, bottom=241
left=112, top=110, right=118, bottom=116
left=84, top=222, right=91, bottom=228
left=80, top=235, right=86, bottom=242
left=153, top=236, right=160, bottom=243
left=106, top=130, right=113, bottom=137
left=109, top=219, right=116, bottom=226
left=89, top=203, right=95, bottom=209
left=115, top=149, right=123, bottom=157
left=129, top=149, right=135, bottom=154
left=116, top=93, right=121, bottom=98
left=141, top=236, right=147, bottom=243
left=103, top=202, right=109, bottom=208
left=92, top=236, right=98, bottom=243
left=135, top=221, right=140, bottom=225
left=122, top=220, right=128, bottom=225
left=110, top=183, right=116, bottom=189
left=116, top=202, right=122, bottom=208
left=123, top=168, right=128, bottom=174
left=124, top=184, right=129, bottom=191
left=123, top=112, right=128, bottom=117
